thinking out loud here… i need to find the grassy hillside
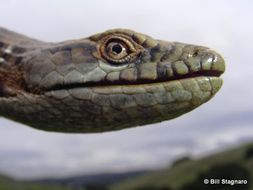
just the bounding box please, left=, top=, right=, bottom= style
left=1, top=142, right=253, bottom=190
left=110, top=143, right=253, bottom=190
left=0, top=175, right=71, bottom=190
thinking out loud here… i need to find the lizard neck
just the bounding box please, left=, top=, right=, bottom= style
left=0, top=27, right=50, bottom=97
left=0, top=42, right=25, bottom=65
left=0, top=42, right=26, bottom=97
left=0, top=28, right=29, bottom=97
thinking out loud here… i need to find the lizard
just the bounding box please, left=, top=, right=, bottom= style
left=0, top=27, right=225, bottom=133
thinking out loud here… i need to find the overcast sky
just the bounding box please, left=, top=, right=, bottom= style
left=0, top=0, right=253, bottom=179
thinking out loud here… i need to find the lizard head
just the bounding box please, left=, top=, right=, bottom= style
left=0, top=29, right=225, bottom=133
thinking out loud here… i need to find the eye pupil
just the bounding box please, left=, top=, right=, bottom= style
left=112, top=44, right=123, bottom=54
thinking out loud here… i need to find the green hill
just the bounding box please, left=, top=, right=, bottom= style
left=110, top=142, right=253, bottom=190
left=1, top=142, right=253, bottom=190
left=0, top=174, right=71, bottom=190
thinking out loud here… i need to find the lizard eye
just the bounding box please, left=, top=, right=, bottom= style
left=99, top=35, right=143, bottom=64
left=106, top=41, right=128, bottom=60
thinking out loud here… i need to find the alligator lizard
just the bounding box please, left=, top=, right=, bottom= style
left=0, top=27, right=225, bottom=133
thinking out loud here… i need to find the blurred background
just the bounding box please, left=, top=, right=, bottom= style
left=0, top=0, right=253, bottom=189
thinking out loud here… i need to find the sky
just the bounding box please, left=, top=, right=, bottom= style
left=0, top=0, right=253, bottom=179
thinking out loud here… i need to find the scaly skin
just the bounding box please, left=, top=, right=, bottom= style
left=0, top=27, right=225, bottom=133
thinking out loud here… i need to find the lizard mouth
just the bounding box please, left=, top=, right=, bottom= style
left=41, top=70, right=223, bottom=93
